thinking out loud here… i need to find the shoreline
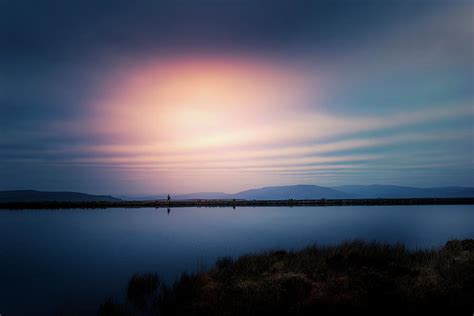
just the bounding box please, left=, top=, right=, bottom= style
left=1, top=197, right=474, bottom=209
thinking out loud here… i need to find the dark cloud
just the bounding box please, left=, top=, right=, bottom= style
left=1, top=0, right=471, bottom=193
left=1, top=0, right=441, bottom=138
left=1, top=0, right=447, bottom=62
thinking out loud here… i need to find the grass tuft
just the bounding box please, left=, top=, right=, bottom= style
left=99, top=239, right=474, bottom=315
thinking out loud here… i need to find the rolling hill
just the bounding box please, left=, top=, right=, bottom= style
left=233, top=185, right=350, bottom=200
left=3, top=184, right=474, bottom=203
left=0, top=190, right=121, bottom=203
left=332, top=185, right=474, bottom=198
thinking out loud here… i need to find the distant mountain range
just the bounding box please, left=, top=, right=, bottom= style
left=2, top=185, right=474, bottom=202
left=331, top=185, right=474, bottom=199
left=117, top=185, right=474, bottom=200
left=0, top=190, right=121, bottom=203
left=233, top=185, right=350, bottom=200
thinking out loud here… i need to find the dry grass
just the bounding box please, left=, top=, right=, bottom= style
left=99, top=239, right=474, bottom=315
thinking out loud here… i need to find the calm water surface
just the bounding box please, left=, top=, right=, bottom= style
left=0, top=205, right=473, bottom=315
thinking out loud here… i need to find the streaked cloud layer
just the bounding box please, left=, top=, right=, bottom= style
left=1, top=0, right=472, bottom=194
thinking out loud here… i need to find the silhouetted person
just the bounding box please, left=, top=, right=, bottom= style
left=167, top=194, right=171, bottom=202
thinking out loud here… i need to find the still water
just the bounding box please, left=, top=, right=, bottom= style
left=1, top=205, right=473, bottom=315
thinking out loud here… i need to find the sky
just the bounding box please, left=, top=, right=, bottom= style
left=1, top=0, right=473, bottom=195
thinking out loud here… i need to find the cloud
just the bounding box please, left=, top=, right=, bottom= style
left=1, top=0, right=473, bottom=193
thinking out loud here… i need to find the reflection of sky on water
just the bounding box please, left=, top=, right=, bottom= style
left=0, top=205, right=473, bottom=314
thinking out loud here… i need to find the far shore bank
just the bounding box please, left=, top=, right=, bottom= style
left=1, top=197, right=474, bottom=210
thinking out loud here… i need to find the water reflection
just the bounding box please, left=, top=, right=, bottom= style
left=0, top=205, right=473, bottom=315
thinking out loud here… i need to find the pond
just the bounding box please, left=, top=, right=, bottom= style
left=0, top=205, right=473, bottom=315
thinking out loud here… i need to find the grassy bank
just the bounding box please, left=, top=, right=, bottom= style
left=2, top=197, right=474, bottom=209
left=99, top=240, right=474, bottom=315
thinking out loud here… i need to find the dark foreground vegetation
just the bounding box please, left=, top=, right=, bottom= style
left=2, top=197, right=474, bottom=209
left=99, top=239, right=474, bottom=316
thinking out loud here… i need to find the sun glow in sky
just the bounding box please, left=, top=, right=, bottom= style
left=1, top=0, right=473, bottom=194
left=92, top=57, right=317, bottom=147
